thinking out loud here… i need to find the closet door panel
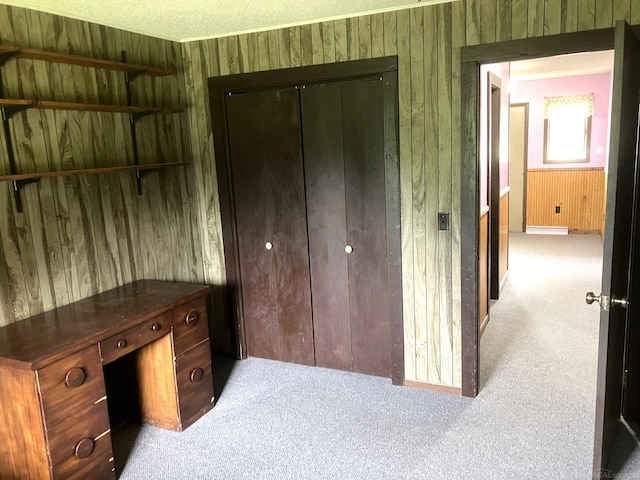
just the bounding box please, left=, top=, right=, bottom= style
left=342, top=79, right=391, bottom=378
left=226, top=89, right=314, bottom=364
left=301, top=85, right=353, bottom=371
left=226, top=92, right=279, bottom=361
left=263, top=89, right=315, bottom=366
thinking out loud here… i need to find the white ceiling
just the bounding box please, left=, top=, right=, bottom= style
left=510, top=50, right=614, bottom=82
left=0, top=0, right=452, bottom=43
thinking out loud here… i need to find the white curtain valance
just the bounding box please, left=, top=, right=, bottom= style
left=543, top=93, right=594, bottom=119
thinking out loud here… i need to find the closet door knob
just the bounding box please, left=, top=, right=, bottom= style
left=265, top=242, right=273, bottom=250
left=345, top=245, right=353, bottom=254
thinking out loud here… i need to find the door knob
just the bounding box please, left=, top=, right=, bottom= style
left=345, top=245, right=353, bottom=254
left=585, top=291, right=629, bottom=310
left=265, top=242, right=273, bottom=250
left=585, top=292, right=601, bottom=305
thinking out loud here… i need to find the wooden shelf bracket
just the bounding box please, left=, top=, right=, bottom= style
left=0, top=45, right=182, bottom=210
left=0, top=70, right=39, bottom=212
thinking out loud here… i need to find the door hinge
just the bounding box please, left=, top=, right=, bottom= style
left=623, top=369, right=629, bottom=389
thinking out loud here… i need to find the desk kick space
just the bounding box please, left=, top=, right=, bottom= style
left=0, top=280, right=214, bottom=480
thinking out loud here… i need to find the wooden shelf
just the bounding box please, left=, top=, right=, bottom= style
left=0, top=162, right=187, bottom=182
left=0, top=98, right=183, bottom=115
left=0, top=44, right=176, bottom=77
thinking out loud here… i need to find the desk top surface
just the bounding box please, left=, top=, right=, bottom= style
left=0, top=280, right=210, bottom=371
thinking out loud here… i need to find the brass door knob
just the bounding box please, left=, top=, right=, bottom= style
left=585, top=292, right=629, bottom=310
left=585, top=292, right=600, bottom=305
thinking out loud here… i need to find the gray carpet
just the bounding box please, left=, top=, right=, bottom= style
left=114, top=233, right=640, bottom=479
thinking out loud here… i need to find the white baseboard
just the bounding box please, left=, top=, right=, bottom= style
left=525, top=226, right=569, bottom=235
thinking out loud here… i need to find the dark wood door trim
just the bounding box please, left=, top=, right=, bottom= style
left=460, top=28, right=617, bottom=398
left=208, top=57, right=404, bottom=384
left=488, top=72, right=502, bottom=300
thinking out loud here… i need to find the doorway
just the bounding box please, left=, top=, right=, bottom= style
left=461, top=22, right=640, bottom=476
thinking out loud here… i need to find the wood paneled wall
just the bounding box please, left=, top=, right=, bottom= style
left=526, top=168, right=606, bottom=231
left=1, top=1, right=633, bottom=389
left=0, top=7, right=214, bottom=339
left=182, top=1, right=635, bottom=387
left=499, top=190, right=509, bottom=284
left=479, top=208, right=489, bottom=333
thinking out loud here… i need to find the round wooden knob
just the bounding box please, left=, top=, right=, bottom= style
left=116, top=339, right=127, bottom=349
left=74, top=438, right=95, bottom=459
left=185, top=311, right=199, bottom=326
left=151, top=323, right=162, bottom=332
left=64, top=367, right=87, bottom=388
left=190, top=368, right=204, bottom=382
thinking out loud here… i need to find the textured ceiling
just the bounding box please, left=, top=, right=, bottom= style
left=510, top=50, right=614, bottom=82
left=0, top=0, right=452, bottom=42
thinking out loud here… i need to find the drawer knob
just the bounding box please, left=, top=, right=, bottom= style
left=190, top=367, right=204, bottom=382
left=185, top=311, right=199, bottom=326
left=116, top=339, right=127, bottom=349
left=74, top=438, right=95, bottom=459
left=64, top=367, right=87, bottom=388
left=151, top=323, right=162, bottom=332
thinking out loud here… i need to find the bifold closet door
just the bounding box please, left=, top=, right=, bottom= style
left=225, top=88, right=314, bottom=365
left=301, top=79, right=390, bottom=378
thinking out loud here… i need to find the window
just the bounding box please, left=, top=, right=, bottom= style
left=543, top=94, right=593, bottom=163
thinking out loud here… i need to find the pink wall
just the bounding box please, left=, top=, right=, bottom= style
left=510, top=72, right=612, bottom=170
left=480, top=62, right=510, bottom=209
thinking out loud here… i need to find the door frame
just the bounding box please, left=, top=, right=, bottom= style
left=460, top=28, right=616, bottom=398
left=508, top=102, right=529, bottom=232
left=208, top=57, right=405, bottom=385
left=487, top=71, right=502, bottom=300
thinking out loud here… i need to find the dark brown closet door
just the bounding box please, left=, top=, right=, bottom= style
left=301, top=79, right=390, bottom=378
left=225, top=88, right=314, bottom=365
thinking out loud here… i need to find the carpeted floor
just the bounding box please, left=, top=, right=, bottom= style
left=113, top=233, right=640, bottom=479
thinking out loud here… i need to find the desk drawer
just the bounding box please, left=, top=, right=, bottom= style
left=176, top=339, right=214, bottom=428
left=50, top=426, right=114, bottom=479
left=173, top=297, right=209, bottom=355
left=38, top=346, right=106, bottom=427
left=100, top=313, right=171, bottom=364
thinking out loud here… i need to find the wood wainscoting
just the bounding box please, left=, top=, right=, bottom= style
left=526, top=168, right=605, bottom=232
left=499, top=188, right=509, bottom=287
left=479, top=207, right=489, bottom=335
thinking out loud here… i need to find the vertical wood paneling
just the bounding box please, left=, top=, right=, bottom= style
left=612, top=0, right=631, bottom=22
left=544, top=0, right=563, bottom=34
left=450, top=0, right=465, bottom=389
left=526, top=169, right=606, bottom=230
left=577, top=0, right=597, bottom=30
left=499, top=192, right=509, bottom=282
left=480, top=0, right=497, bottom=44
left=424, top=7, right=440, bottom=385
left=528, top=0, right=545, bottom=36
left=396, top=8, right=415, bottom=380
left=0, top=5, right=201, bottom=332
left=0, top=0, right=615, bottom=384
left=562, top=0, right=580, bottom=33
left=437, top=3, right=454, bottom=386
left=596, top=0, right=614, bottom=28
left=466, top=0, right=482, bottom=46
left=512, top=0, right=529, bottom=39
left=409, top=8, right=428, bottom=383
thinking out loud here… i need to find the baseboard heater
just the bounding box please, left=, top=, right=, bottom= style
left=525, top=226, right=569, bottom=235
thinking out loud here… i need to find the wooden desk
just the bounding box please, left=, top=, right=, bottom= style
left=0, top=280, right=214, bottom=479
